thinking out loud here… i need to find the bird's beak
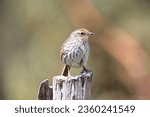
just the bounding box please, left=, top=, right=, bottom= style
left=89, top=32, right=95, bottom=35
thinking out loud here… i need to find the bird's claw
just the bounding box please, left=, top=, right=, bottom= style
left=80, top=68, right=93, bottom=77
left=81, top=66, right=91, bottom=73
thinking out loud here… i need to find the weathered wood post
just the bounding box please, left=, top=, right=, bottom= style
left=38, top=71, right=93, bottom=100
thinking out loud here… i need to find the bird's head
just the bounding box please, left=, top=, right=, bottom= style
left=70, top=28, right=94, bottom=41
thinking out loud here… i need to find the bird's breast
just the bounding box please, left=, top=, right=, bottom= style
left=62, top=41, right=89, bottom=68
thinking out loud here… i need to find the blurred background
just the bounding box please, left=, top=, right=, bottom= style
left=0, top=0, right=150, bottom=99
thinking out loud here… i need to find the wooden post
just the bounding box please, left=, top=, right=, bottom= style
left=38, top=79, right=53, bottom=100
left=38, top=71, right=93, bottom=100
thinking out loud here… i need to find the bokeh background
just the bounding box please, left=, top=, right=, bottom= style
left=0, top=0, right=150, bottom=99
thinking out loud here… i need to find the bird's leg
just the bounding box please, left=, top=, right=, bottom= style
left=68, top=66, right=71, bottom=76
left=81, top=66, right=89, bottom=74
left=81, top=66, right=93, bottom=77
left=61, top=65, right=70, bottom=76
left=83, top=66, right=87, bottom=71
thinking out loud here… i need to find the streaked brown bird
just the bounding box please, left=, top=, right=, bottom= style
left=60, top=28, right=94, bottom=76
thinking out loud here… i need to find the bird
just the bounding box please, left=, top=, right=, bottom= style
left=60, top=28, right=94, bottom=76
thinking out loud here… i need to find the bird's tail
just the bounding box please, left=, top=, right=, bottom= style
left=61, top=65, right=70, bottom=76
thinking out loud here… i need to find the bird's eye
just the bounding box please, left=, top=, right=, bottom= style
left=80, top=32, right=85, bottom=35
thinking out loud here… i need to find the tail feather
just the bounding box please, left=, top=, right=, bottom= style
left=61, top=65, right=70, bottom=76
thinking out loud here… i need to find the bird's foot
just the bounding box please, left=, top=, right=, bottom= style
left=81, top=68, right=90, bottom=74
left=80, top=67, right=93, bottom=78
